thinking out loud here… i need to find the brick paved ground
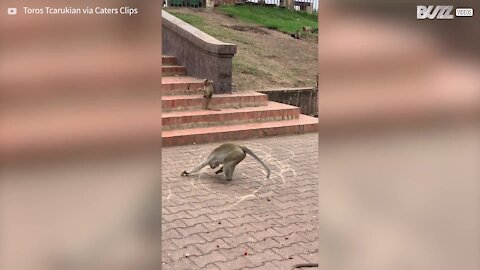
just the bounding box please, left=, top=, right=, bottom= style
left=162, top=133, right=318, bottom=269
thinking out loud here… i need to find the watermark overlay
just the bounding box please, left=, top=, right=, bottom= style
left=417, top=5, right=474, bottom=19
left=5, top=6, right=139, bottom=16
left=7, top=7, right=17, bottom=15
left=455, top=8, right=474, bottom=17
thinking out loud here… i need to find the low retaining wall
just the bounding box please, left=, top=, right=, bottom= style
left=162, top=11, right=237, bottom=93
left=258, top=87, right=318, bottom=117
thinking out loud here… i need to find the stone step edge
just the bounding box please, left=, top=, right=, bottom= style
left=162, top=92, right=269, bottom=111
left=161, top=114, right=318, bottom=146
left=162, top=55, right=176, bottom=63
left=163, top=101, right=297, bottom=117
left=162, top=102, right=300, bottom=130
left=162, top=65, right=186, bottom=69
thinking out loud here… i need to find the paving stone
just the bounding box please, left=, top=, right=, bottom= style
left=271, top=243, right=310, bottom=260
left=271, top=254, right=312, bottom=269
left=164, top=244, right=203, bottom=261
left=214, top=255, right=253, bottom=270
left=247, top=238, right=281, bottom=253
left=245, top=249, right=283, bottom=266
left=194, top=238, right=230, bottom=254
left=171, top=233, right=207, bottom=249
left=189, top=250, right=228, bottom=269
left=177, top=223, right=210, bottom=238
left=198, top=228, right=233, bottom=242
left=163, top=228, right=183, bottom=240
left=162, top=134, right=318, bottom=268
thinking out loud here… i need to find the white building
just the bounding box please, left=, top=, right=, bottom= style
left=246, top=0, right=318, bottom=13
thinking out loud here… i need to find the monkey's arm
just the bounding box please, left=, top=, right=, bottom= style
left=181, top=161, right=209, bottom=176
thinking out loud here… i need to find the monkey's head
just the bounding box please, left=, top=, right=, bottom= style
left=204, top=79, right=213, bottom=86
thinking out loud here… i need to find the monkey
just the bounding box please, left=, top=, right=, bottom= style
left=302, top=26, right=312, bottom=32
left=292, top=263, right=318, bottom=269
left=198, top=79, right=221, bottom=111
left=181, top=143, right=270, bottom=181
left=291, top=31, right=300, bottom=39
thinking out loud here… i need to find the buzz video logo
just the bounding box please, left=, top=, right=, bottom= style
left=417, top=5, right=474, bottom=19
left=417, top=5, right=454, bottom=19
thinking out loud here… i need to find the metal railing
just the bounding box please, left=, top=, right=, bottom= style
left=165, top=0, right=318, bottom=12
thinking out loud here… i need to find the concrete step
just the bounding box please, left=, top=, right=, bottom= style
left=162, top=65, right=186, bottom=76
left=0, top=102, right=163, bottom=163
left=161, top=76, right=207, bottom=95
left=162, top=55, right=176, bottom=65
left=162, top=91, right=268, bottom=111
left=162, top=101, right=299, bottom=130
left=162, top=114, right=318, bottom=146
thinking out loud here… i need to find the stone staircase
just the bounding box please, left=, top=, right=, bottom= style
left=161, top=55, right=318, bottom=146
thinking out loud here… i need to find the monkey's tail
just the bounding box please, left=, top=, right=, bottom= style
left=240, top=146, right=270, bottom=178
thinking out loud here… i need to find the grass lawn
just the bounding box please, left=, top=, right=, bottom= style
left=165, top=7, right=318, bottom=90
left=168, top=12, right=207, bottom=28
left=218, top=5, right=317, bottom=33
left=168, top=11, right=252, bottom=44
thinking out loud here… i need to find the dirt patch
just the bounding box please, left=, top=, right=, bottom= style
left=222, top=25, right=270, bottom=35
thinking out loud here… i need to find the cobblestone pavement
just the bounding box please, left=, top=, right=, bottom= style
left=162, top=133, right=318, bottom=269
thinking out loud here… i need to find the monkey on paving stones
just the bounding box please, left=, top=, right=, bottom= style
left=181, top=143, right=270, bottom=181
left=198, top=79, right=221, bottom=111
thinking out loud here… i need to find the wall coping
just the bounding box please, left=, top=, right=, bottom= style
left=162, top=11, right=236, bottom=55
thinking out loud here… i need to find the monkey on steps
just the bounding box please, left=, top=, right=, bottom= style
left=198, top=79, right=221, bottom=111
left=181, top=143, right=270, bottom=181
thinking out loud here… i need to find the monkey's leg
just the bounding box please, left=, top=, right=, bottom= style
left=204, top=97, right=210, bottom=110
left=223, top=163, right=235, bottom=181
left=223, top=151, right=246, bottom=180
left=204, top=97, right=221, bottom=111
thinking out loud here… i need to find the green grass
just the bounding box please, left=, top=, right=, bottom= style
left=233, top=58, right=263, bottom=76
left=168, top=11, right=251, bottom=44
left=218, top=6, right=317, bottom=34
left=169, top=12, right=207, bottom=28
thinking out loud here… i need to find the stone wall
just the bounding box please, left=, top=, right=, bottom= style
left=258, top=87, right=318, bottom=116
left=162, top=11, right=237, bottom=93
